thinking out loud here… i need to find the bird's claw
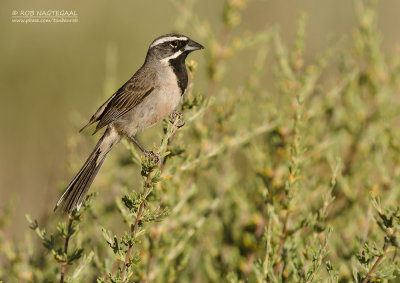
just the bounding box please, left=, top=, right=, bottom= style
left=169, top=110, right=185, bottom=128
left=144, top=150, right=161, bottom=165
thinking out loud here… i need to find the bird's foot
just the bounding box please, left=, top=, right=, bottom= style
left=169, top=110, right=185, bottom=128
left=144, top=150, right=161, bottom=165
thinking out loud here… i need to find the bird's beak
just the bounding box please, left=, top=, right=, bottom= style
left=184, top=39, right=205, bottom=52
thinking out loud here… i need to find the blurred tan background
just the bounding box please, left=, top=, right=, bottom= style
left=1, top=0, right=399, bottom=237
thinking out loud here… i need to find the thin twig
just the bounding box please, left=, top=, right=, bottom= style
left=359, top=206, right=372, bottom=255
left=263, top=208, right=272, bottom=281
left=328, top=271, right=336, bottom=283
left=60, top=215, right=73, bottom=283
left=273, top=211, right=289, bottom=273
left=120, top=172, right=153, bottom=280
left=361, top=231, right=397, bottom=283
left=110, top=260, right=120, bottom=278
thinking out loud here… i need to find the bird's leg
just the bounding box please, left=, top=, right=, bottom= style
left=169, top=110, right=185, bottom=128
left=127, top=136, right=160, bottom=164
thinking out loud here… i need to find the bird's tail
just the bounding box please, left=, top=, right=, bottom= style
left=54, top=127, right=120, bottom=213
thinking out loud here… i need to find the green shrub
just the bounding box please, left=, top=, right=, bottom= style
left=1, top=0, right=400, bottom=282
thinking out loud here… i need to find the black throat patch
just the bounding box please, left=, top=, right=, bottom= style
left=169, top=53, right=189, bottom=95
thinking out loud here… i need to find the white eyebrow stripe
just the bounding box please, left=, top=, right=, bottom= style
left=150, top=36, right=188, bottom=48
left=160, top=50, right=183, bottom=65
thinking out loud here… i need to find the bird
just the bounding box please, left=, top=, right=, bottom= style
left=54, top=34, right=204, bottom=213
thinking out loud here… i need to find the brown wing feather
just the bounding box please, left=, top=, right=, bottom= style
left=80, top=66, right=157, bottom=134
left=94, top=86, right=155, bottom=133
left=79, top=92, right=118, bottom=133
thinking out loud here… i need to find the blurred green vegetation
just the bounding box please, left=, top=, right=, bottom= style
left=1, top=0, right=400, bottom=282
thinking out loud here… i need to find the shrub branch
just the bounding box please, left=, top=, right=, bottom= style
left=120, top=171, right=154, bottom=280
left=60, top=215, right=73, bottom=283
left=361, top=231, right=397, bottom=283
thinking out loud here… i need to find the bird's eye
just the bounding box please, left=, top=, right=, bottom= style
left=169, top=41, right=179, bottom=48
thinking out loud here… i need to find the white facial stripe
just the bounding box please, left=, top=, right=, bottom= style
left=150, top=36, right=188, bottom=48
left=160, top=50, right=183, bottom=65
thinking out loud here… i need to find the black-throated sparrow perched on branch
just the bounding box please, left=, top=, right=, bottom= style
left=55, top=34, right=204, bottom=213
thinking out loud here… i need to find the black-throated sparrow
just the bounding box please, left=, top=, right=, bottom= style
left=55, top=34, right=204, bottom=213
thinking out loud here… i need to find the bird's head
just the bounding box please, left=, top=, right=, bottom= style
left=146, top=34, right=204, bottom=65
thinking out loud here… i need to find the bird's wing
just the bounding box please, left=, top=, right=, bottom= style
left=79, top=92, right=118, bottom=133
left=80, top=67, right=157, bottom=134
